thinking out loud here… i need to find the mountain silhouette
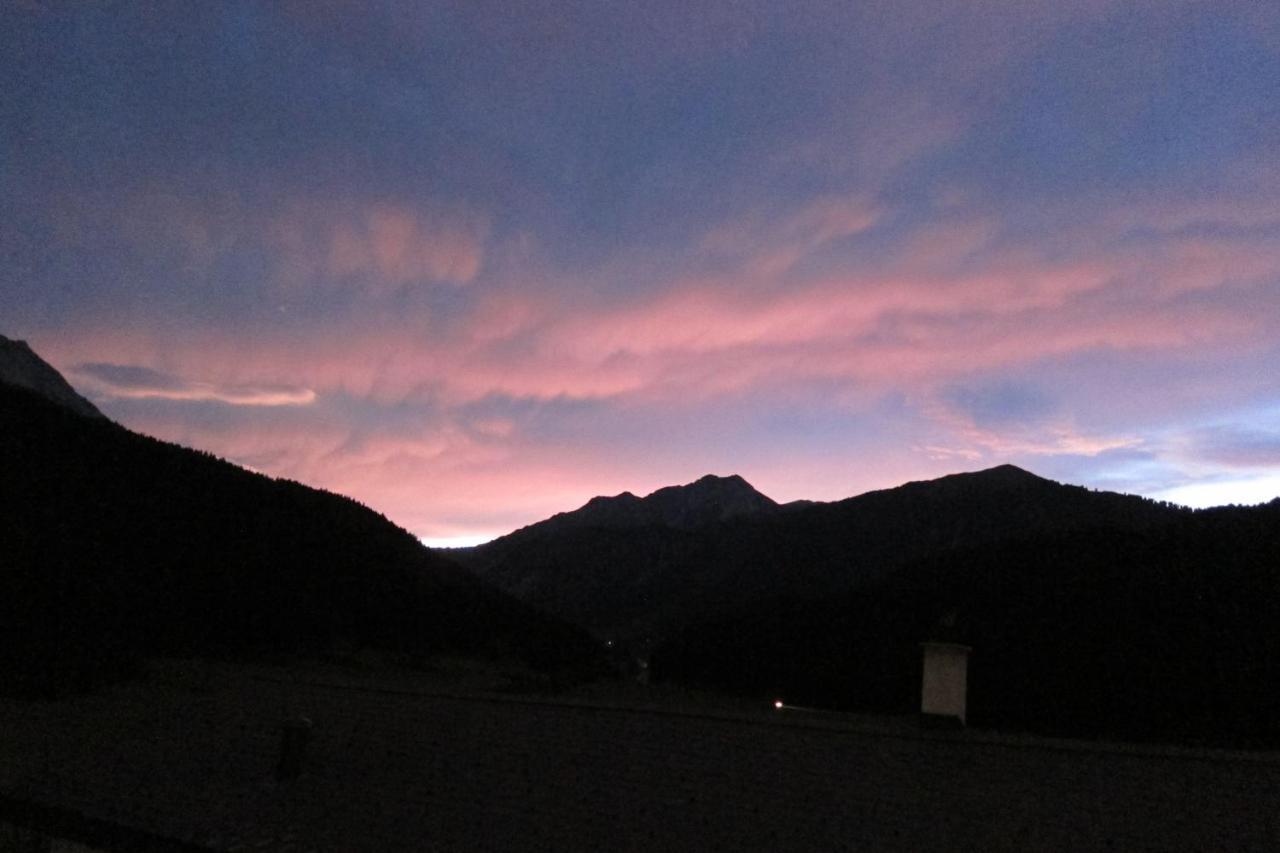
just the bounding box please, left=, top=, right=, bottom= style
left=0, top=348, right=605, bottom=697
left=0, top=334, right=103, bottom=418
left=459, top=464, right=1184, bottom=650
left=520, top=473, right=777, bottom=536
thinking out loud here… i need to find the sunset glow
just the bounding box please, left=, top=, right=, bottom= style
left=4, top=2, right=1279, bottom=541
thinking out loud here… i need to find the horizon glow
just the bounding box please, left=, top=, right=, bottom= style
left=3, top=2, right=1279, bottom=541
left=420, top=534, right=499, bottom=550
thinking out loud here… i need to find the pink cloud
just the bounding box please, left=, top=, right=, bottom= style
left=533, top=263, right=1195, bottom=389
left=35, top=204, right=1278, bottom=412
left=39, top=178, right=1280, bottom=412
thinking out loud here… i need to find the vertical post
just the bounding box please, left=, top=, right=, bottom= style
left=920, top=642, right=971, bottom=725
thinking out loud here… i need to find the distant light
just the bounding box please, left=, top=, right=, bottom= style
left=774, top=700, right=784, bottom=709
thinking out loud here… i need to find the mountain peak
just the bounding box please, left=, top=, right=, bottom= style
left=642, top=473, right=774, bottom=519
left=885, top=464, right=1055, bottom=502
left=669, top=473, right=756, bottom=496
left=689, top=472, right=752, bottom=489
left=0, top=335, right=103, bottom=419
left=971, top=464, right=1046, bottom=483
left=525, top=474, right=777, bottom=536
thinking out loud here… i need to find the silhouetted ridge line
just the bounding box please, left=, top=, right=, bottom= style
left=0, top=371, right=607, bottom=699
left=0, top=333, right=103, bottom=419
left=456, top=464, right=1186, bottom=657
left=508, top=473, right=779, bottom=537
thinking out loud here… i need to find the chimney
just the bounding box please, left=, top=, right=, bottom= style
left=920, top=611, right=970, bottom=725
left=920, top=641, right=971, bottom=725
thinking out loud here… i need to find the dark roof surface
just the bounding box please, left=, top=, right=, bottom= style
left=2, top=662, right=1277, bottom=852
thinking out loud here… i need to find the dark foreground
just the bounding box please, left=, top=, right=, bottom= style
left=1, top=662, right=1277, bottom=852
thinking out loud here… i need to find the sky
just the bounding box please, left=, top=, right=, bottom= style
left=4, top=1, right=1280, bottom=545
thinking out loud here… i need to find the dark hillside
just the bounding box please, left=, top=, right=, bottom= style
left=0, top=334, right=103, bottom=419
left=464, top=465, right=1187, bottom=649
left=651, top=502, right=1280, bottom=747
left=0, top=382, right=606, bottom=697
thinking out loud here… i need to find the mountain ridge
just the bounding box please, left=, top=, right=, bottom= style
left=0, top=347, right=606, bottom=697
left=534, top=473, right=779, bottom=535
left=0, top=334, right=103, bottom=419
left=460, top=463, right=1185, bottom=649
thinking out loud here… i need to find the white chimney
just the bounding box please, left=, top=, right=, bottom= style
left=920, top=641, right=971, bottom=724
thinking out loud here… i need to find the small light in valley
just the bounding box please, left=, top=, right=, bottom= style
left=774, top=699, right=784, bottom=709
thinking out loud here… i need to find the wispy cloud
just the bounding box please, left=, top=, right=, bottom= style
left=920, top=385, right=1142, bottom=461
left=699, top=194, right=881, bottom=277
left=74, top=363, right=316, bottom=407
